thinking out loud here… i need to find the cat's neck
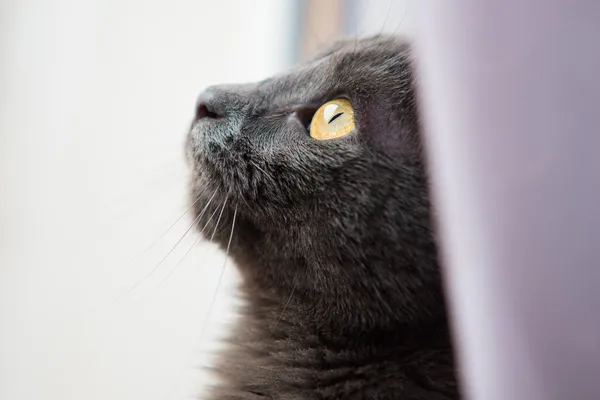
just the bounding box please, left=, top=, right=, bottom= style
left=240, top=285, right=452, bottom=352
left=212, top=286, right=458, bottom=399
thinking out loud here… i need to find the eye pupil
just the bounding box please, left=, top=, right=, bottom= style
left=328, top=112, right=344, bottom=124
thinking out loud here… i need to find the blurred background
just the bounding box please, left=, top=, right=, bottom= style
left=0, top=1, right=414, bottom=399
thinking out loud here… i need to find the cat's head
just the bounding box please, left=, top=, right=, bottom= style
left=186, top=36, right=444, bottom=334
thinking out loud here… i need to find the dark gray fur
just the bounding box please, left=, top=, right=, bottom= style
left=186, top=37, right=460, bottom=399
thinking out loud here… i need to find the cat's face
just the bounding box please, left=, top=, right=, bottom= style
left=187, top=37, right=444, bottom=333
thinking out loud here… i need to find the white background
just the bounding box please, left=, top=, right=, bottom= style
left=0, top=1, right=413, bottom=399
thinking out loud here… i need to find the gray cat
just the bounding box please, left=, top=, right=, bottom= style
left=186, top=36, right=459, bottom=399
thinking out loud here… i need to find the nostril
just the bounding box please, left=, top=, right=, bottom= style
left=195, top=102, right=220, bottom=120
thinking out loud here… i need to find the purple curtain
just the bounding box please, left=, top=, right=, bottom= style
left=415, top=1, right=600, bottom=399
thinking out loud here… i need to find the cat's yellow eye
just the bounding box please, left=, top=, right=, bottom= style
left=309, top=98, right=355, bottom=140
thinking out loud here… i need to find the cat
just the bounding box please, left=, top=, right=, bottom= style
left=186, top=36, right=460, bottom=399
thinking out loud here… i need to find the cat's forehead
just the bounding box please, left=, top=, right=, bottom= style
left=255, top=36, right=413, bottom=109
left=311, top=35, right=411, bottom=62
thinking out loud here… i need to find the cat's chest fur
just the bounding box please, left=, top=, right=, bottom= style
left=207, top=279, right=458, bottom=400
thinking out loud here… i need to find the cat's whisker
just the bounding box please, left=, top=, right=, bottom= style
left=196, top=204, right=238, bottom=351
left=159, top=198, right=227, bottom=284
left=235, top=190, right=251, bottom=210
left=224, top=204, right=238, bottom=263
left=251, top=161, right=277, bottom=186
left=379, top=0, right=393, bottom=36
left=210, top=196, right=228, bottom=241
left=199, top=198, right=225, bottom=236
left=388, top=1, right=411, bottom=39
left=157, top=201, right=231, bottom=400
left=127, top=212, right=203, bottom=293
left=271, top=280, right=297, bottom=336
left=359, top=2, right=394, bottom=64
left=127, top=186, right=220, bottom=292
left=133, top=190, right=206, bottom=259
left=263, top=112, right=288, bottom=119
left=158, top=234, right=202, bottom=285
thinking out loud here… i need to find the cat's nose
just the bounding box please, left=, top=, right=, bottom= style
left=195, top=89, right=224, bottom=121
left=194, top=84, right=254, bottom=122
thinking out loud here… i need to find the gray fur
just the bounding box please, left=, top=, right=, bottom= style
left=186, top=36, right=460, bottom=399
